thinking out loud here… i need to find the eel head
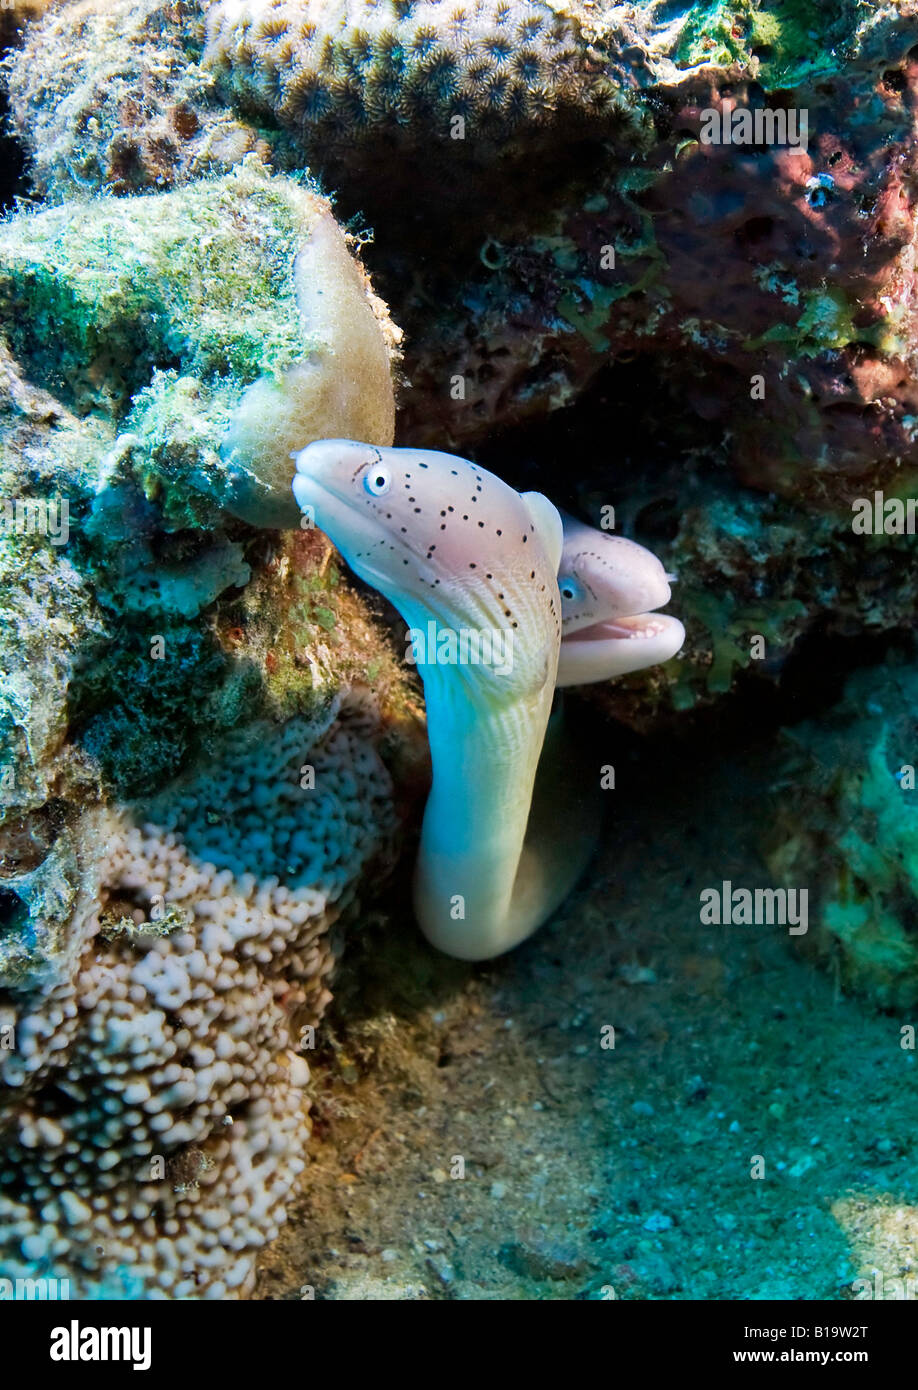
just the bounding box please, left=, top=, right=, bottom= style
left=291, top=440, right=563, bottom=705
left=557, top=511, right=685, bottom=687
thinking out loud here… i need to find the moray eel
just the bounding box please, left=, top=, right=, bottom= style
left=291, top=440, right=683, bottom=961
left=292, top=438, right=565, bottom=960
left=557, top=510, right=685, bottom=688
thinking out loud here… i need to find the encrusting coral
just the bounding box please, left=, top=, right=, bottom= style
left=0, top=694, right=396, bottom=1297
left=0, top=155, right=401, bottom=888
left=4, top=0, right=274, bottom=200
left=0, top=142, right=413, bottom=1295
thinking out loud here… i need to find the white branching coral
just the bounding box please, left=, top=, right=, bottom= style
left=0, top=693, right=394, bottom=1297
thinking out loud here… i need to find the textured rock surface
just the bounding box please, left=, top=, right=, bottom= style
left=763, top=657, right=918, bottom=1011
left=11, top=0, right=918, bottom=513
left=0, top=695, right=396, bottom=1298
left=0, top=159, right=398, bottom=528
left=0, top=157, right=401, bottom=844
left=5, top=0, right=273, bottom=199
left=0, top=150, right=411, bottom=1295
left=397, top=26, right=918, bottom=504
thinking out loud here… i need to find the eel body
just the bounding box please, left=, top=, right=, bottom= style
left=293, top=438, right=564, bottom=959
left=292, top=440, right=684, bottom=960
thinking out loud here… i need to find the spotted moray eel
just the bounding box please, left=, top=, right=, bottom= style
left=292, top=440, right=682, bottom=960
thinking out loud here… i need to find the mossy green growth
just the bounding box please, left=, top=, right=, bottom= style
left=669, top=589, right=807, bottom=707
left=744, top=288, right=899, bottom=358
left=0, top=159, right=397, bottom=529
left=0, top=161, right=309, bottom=415
left=673, top=0, right=857, bottom=87
left=766, top=658, right=918, bottom=1009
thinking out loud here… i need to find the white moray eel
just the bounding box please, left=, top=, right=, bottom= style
left=292, top=440, right=682, bottom=960
left=557, top=510, right=685, bottom=688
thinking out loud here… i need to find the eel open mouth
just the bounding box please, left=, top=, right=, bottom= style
left=575, top=613, right=675, bottom=643
left=556, top=608, right=685, bottom=687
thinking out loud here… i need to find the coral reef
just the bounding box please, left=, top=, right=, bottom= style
left=0, top=158, right=398, bottom=528
left=0, top=695, right=396, bottom=1297
left=0, top=140, right=412, bottom=1295
left=2, top=0, right=918, bottom=1305
left=594, top=475, right=918, bottom=720
left=12, top=0, right=918, bottom=512
left=201, top=0, right=649, bottom=193
left=0, top=156, right=402, bottom=868
left=398, top=37, right=918, bottom=505
left=763, top=654, right=918, bottom=1011
left=4, top=0, right=274, bottom=199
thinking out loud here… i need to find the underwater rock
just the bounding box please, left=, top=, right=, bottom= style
left=762, top=657, right=918, bottom=1010
left=4, top=0, right=276, bottom=199
left=0, top=695, right=396, bottom=1298
left=585, top=480, right=918, bottom=719
left=0, top=157, right=401, bottom=816
left=0, top=335, right=114, bottom=855
left=0, top=158, right=399, bottom=528
left=398, top=17, right=918, bottom=505
left=0, top=152, right=416, bottom=1294
left=0, top=0, right=54, bottom=50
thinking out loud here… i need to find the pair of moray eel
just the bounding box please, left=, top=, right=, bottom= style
left=291, top=440, right=684, bottom=962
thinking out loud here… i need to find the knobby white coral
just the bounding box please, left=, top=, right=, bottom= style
left=0, top=693, right=394, bottom=1298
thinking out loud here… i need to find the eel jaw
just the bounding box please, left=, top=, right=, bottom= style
left=556, top=611, right=685, bottom=688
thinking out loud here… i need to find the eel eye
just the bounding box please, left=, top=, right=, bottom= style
left=363, top=464, right=391, bottom=497
left=558, top=574, right=584, bottom=604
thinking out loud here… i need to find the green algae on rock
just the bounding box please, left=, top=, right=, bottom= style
left=0, top=158, right=399, bottom=529
left=0, top=156, right=404, bottom=819
left=763, top=656, right=918, bottom=1010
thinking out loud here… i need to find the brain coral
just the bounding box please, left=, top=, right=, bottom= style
left=0, top=694, right=395, bottom=1297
